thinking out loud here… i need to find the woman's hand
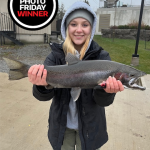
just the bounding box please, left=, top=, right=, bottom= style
left=28, top=64, right=48, bottom=86
left=100, top=76, right=124, bottom=93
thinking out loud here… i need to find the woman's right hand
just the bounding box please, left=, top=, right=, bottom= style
left=28, top=64, right=48, bottom=86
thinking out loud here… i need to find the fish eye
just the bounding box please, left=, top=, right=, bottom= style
left=130, top=74, right=135, bottom=77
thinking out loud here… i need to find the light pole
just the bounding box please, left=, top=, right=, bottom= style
left=131, top=0, right=145, bottom=66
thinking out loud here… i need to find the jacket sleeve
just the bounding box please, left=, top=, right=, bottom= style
left=93, top=50, right=116, bottom=107
left=32, top=52, right=56, bottom=101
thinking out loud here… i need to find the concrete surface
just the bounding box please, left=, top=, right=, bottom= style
left=0, top=73, right=150, bottom=150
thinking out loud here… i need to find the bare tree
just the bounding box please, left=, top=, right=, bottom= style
left=56, top=3, right=66, bottom=20
left=84, top=0, right=90, bottom=6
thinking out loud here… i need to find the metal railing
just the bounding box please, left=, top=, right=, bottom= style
left=100, top=4, right=142, bottom=8
left=0, top=12, right=15, bottom=32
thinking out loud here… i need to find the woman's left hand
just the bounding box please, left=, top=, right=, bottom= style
left=100, top=76, right=124, bottom=93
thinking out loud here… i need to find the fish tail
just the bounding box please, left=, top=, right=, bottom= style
left=3, top=57, right=30, bottom=80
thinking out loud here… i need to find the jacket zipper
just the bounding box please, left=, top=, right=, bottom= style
left=83, top=107, right=85, bottom=116
left=87, top=130, right=89, bottom=138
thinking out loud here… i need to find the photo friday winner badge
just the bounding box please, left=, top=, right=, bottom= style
left=8, top=0, right=58, bottom=30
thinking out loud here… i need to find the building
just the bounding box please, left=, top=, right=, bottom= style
left=96, top=5, right=150, bottom=35
left=0, top=0, right=55, bottom=45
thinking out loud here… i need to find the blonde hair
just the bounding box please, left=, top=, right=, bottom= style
left=63, top=28, right=91, bottom=60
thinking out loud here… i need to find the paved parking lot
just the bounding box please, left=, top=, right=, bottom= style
left=0, top=73, right=150, bottom=150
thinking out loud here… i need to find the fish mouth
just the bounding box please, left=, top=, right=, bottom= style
left=128, top=77, right=146, bottom=90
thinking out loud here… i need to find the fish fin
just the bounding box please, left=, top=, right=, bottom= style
left=3, top=57, right=25, bottom=69
left=71, top=87, right=81, bottom=101
left=9, top=70, right=25, bottom=80
left=94, top=84, right=106, bottom=90
left=3, top=57, right=30, bottom=80
left=45, top=84, right=54, bottom=89
left=65, top=53, right=80, bottom=65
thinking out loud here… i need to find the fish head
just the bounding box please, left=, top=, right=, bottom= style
left=114, top=69, right=146, bottom=90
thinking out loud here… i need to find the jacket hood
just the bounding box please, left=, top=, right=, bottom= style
left=61, top=1, right=97, bottom=53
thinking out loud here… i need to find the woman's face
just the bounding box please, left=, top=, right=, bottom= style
left=68, top=18, right=91, bottom=49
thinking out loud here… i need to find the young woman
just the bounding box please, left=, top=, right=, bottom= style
left=28, top=2, right=124, bottom=150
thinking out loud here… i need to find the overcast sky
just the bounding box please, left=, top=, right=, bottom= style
left=58, top=0, right=149, bottom=11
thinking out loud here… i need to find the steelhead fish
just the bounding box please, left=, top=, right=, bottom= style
left=3, top=53, right=146, bottom=90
